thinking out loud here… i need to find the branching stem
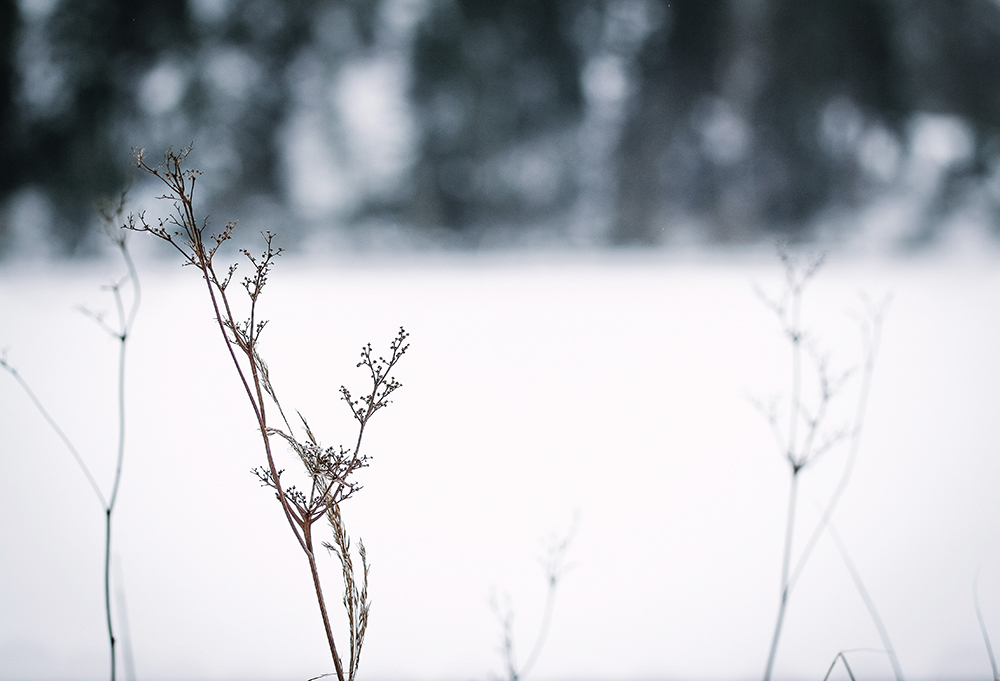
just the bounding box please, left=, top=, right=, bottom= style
left=758, top=249, right=887, bottom=681
left=128, top=146, right=406, bottom=681
left=1, top=224, right=140, bottom=681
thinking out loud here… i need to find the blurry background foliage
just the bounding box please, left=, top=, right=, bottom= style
left=1, top=0, right=999, bottom=254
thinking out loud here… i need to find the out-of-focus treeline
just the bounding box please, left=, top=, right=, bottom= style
left=1, top=0, right=999, bottom=253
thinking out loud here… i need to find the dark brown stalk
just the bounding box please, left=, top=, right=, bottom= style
left=129, top=146, right=405, bottom=681
left=199, top=258, right=308, bottom=554
left=305, top=526, right=346, bottom=681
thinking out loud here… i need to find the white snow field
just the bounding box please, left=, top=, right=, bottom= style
left=2, top=246, right=1000, bottom=681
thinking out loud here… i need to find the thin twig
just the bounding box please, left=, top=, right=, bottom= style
left=0, top=356, right=107, bottom=507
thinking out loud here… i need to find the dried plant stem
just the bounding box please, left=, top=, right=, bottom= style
left=786, top=299, right=885, bottom=593
left=764, top=471, right=799, bottom=680
left=493, top=518, right=576, bottom=681
left=129, top=146, right=404, bottom=681
left=0, top=360, right=106, bottom=504
left=306, top=525, right=347, bottom=681
left=105, top=245, right=138, bottom=681
left=762, top=252, right=817, bottom=681
left=199, top=247, right=310, bottom=554
left=758, top=250, right=887, bottom=681
left=189, top=209, right=347, bottom=676
left=1, top=229, right=139, bottom=681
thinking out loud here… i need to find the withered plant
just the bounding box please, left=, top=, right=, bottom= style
left=1, top=192, right=140, bottom=681
left=491, top=518, right=577, bottom=681
left=126, top=146, right=406, bottom=681
left=754, top=248, right=896, bottom=681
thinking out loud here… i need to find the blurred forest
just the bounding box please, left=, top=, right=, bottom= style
left=1, top=0, right=999, bottom=253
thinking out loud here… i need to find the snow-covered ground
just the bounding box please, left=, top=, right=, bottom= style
left=2, top=245, right=1000, bottom=681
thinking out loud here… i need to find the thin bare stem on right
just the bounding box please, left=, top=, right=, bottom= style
left=756, top=248, right=889, bottom=681
left=492, top=517, right=577, bottom=681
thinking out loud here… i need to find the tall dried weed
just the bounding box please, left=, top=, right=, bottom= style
left=127, top=145, right=407, bottom=681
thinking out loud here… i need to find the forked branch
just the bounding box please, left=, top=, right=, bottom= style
left=759, top=248, right=890, bottom=681
left=1, top=198, right=140, bottom=681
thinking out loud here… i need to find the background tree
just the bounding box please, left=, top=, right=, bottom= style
left=22, top=0, right=192, bottom=250
left=2, top=0, right=1000, bottom=252
left=611, top=0, right=732, bottom=244
left=407, top=0, right=586, bottom=237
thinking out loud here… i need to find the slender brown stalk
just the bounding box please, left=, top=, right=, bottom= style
left=128, top=145, right=405, bottom=680
left=306, top=526, right=346, bottom=681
